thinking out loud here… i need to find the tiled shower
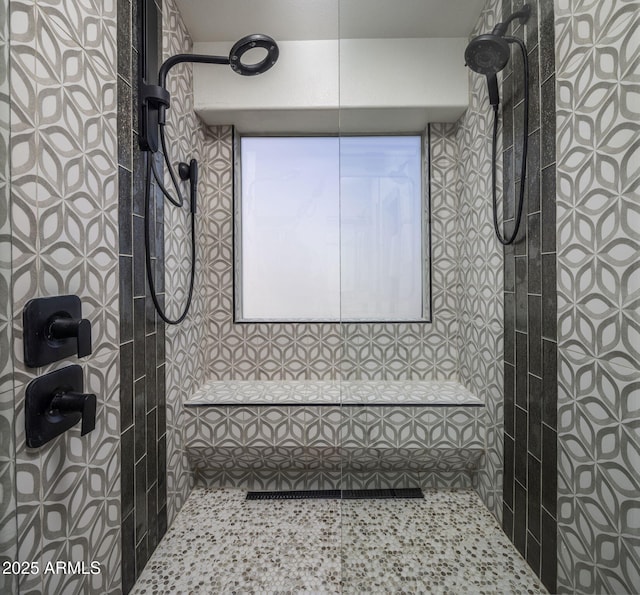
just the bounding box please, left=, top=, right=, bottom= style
left=0, top=0, right=638, bottom=594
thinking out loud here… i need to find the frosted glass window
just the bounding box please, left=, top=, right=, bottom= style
left=237, top=135, right=427, bottom=321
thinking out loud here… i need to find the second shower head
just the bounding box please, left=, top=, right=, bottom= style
left=464, top=33, right=510, bottom=76
left=229, top=34, right=279, bottom=76
left=464, top=4, right=531, bottom=108
left=144, top=31, right=280, bottom=152
left=464, top=4, right=531, bottom=76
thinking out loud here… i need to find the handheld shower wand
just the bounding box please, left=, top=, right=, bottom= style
left=139, top=0, right=279, bottom=325
left=464, top=5, right=531, bottom=246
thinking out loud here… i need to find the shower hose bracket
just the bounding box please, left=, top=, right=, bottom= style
left=140, top=81, right=170, bottom=151
left=141, top=84, right=170, bottom=109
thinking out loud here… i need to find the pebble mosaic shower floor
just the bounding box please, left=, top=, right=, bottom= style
left=131, top=488, right=547, bottom=594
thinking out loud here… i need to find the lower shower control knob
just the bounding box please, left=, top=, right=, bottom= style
left=51, top=391, right=97, bottom=436
left=25, top=365, right=97, bottom=448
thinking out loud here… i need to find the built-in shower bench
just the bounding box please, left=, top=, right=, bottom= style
left=184, top=380, right=485, bottom=491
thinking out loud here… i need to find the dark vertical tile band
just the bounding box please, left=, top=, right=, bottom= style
left=118, top=0, right=167, bottom=592
left=501, top=0, right=557, bottom=592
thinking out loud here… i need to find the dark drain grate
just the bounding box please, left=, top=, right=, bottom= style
left=246, top=488, right=423, bottom=501
left=343, top=488, right=424, bottom=499
left=246, top=490, right=339, bottom=500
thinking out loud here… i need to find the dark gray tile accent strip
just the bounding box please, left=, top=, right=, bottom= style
left=118, top=0, right=167, bottom=591
left=501, top=0, right=557, bottom=592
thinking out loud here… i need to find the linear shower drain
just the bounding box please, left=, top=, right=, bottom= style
left=246, top=488, right=424, bottom=500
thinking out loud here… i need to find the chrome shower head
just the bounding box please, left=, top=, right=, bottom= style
left=229, top=34, right=279, bottom=76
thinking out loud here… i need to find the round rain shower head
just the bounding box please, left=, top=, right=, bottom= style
left=229, top=34, right=279, bottom=76
left=464, top=34, right=510, bottom=75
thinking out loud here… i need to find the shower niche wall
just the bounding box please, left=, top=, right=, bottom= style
left=164, top=0, right=494, bottom=500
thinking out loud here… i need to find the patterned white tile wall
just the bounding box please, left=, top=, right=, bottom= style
left=453, top=0, right=505, bottom=523
left=201, top=126, right=459, bottom=382
left=9, top=0, right=121, bottom=593
left=184, top=405, right=485, bottom=451
left=0, top=0, right=10, bottom=396
left=175, top=119, right=482, bottom=495
left=556, top=0, right=640, bottom=372
left=162, top=0, right=206, bottom=525
left=0, top=0, right=16, bottom=591
left=184, top=402, right=485, bottom=492
left=555, top=0, right=640, bottom=592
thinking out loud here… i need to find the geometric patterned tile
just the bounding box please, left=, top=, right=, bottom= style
left=162, top=0, right=203, bottom=526
left=450, top=0, right=505, bottom=524
left=187, top=446, right=484, bottom=474
left=195, top=104, right=463, bottom=389
left=556, top=1, right=640, bottom=372
left=183, top=390, right=486, bottom=493
left=197, top=116, right=463, bottom=384
left=9, top=0, right=120, bottom=592
left=0, top=0, right=15, bottom=588
left=557, top=349, right=640, bottom=594
left=185, top=401, right=485, bottom=448
left=555, top=0, right=640, bottom=593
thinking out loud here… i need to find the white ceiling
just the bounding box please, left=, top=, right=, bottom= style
left=174, top=0, right=487, bottom=42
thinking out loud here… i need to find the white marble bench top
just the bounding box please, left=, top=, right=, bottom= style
left=185, top=380, right=483, bottom=407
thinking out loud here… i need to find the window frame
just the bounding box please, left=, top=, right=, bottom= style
left=232, top=129, right=433, bottom=324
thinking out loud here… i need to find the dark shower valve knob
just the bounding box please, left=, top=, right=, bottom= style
left=25, top=365, right=97, bottom=447
left=48, top=317, right=92, bottom=358
left=23, top=295, right=93, bottom=367
left=51, top=391, right=97, bottom=436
